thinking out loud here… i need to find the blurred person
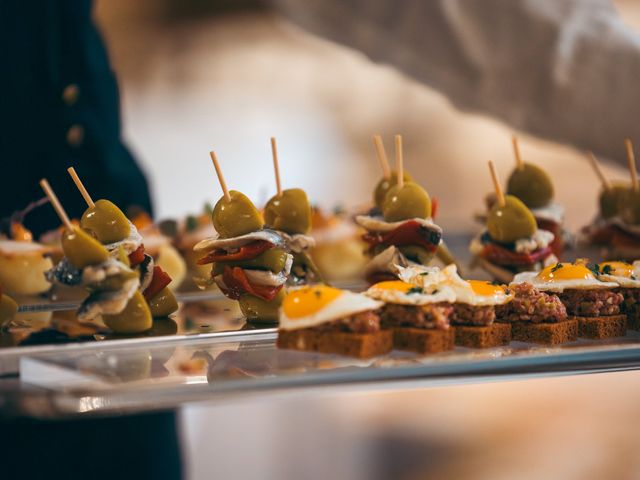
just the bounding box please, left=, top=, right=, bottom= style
left=275, top=0, right=640, bottom=163
left=0, top=0, right=152, bottom=235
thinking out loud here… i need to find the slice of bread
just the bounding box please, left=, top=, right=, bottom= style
left=277, top=329, right=393, bottom=358
left=572, top=314, right=627, bottom=339
left=393, top=327, right=455, bottom=354
left=454, top=323, right=511, bottom=348
left=511, top=319, right=578, bottom=344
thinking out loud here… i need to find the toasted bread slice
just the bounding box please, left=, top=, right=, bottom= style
left=511, top=319, right=578, bottom=345
left=572, top=314, right=627, bottom=339
left=277, top=329, right=393, bottom=359
left=454, top=323, right=511, bottom=348
left=393, top=327, right=455, bottom=354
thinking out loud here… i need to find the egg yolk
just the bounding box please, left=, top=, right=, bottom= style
left=371, top=281, right=415, bottom=293
left=599, top=261, right=633, bottom=277
left=468, top=280, right=505, bottom=296
left=538, top=263, right=595, bottom=282
left=283, top=285, right=342, bottom=319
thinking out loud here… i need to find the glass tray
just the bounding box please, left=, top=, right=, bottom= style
left=17, top=328, right=640, bottom=417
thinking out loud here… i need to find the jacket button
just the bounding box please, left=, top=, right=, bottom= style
left=62, top=84, right=80, bottom=106
left=66, top=124, right=84, bottom=147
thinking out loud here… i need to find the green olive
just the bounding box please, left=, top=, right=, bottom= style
left=382, top=182, right=431, bottom=222
left=81, top=199, right=131, bottom=244
left=115, top=245, right=131, bottom=268
left=600, top=182, right=629, bottom=219
left=148, top=287, right=179, bottom=317
left=487, top=195, right=537, bottom=243
left=264, top=188, right=312, bottom=234
left=399, top=245, right=434, bottom=265
left=62, top=227, right=110, bottom=269
left=238, top=290, right=285, bottom=322
left=212, top=190, right=264, bottom=238
left=506, top=163, right=554, bottom=209
left=0, top=293, right=18, bottom=327
left=374, top=171, right=413, bottom=209
left=620, top=189, right=640, bottom=225
left=103, top=290, right=152, bottom=333
left=213, top=248, right=289, bottom=275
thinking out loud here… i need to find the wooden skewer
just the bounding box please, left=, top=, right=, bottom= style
left=39, top=179, right=74, bottom=230
left=512, top=135, right=524, bottom=171
left=586, top=152, right=611, bottom=191
left=395, top=134, right=404, bottom=188
left=270, top=137, right=283, bottom=197
left=209, top=151, right=231, bottom=202
left=67, top=167, right=95, bottom=208
left=625, top=138, right=639, bottom=192
left=488, top=161, right=506, bottom=207
left=373, top=134, right=391, bottom=179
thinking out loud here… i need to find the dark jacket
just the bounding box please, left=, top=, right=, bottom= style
left=0, top=0, right=152, bottom=235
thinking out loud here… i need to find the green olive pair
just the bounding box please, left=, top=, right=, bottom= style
left=374, top=171, right=432, bottom=222
left=213, top=189, right=312, bottom=238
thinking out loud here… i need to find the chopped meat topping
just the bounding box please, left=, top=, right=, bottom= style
left=558, top=289, right=623, bottom=317
left=497, top=282, right=567, bottom=323
left=310, top=310, right=381, bottom=334
left=379, top=303, right=452, bottom=330
left=451, top=304, right=495, bottom=326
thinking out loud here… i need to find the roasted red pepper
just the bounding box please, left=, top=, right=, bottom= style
left=143, top=266, right=172, bottom=301
left=431, top=197, right=439, bottom=220
left=219, top=266, right=282, bottom=301
left=197, top=240, right=273, bottom=265
left=481, top=243, right=553, bottom=267
left=128, top=244, right=146, bottom=267
left=362, top=220, right=441, bottom=253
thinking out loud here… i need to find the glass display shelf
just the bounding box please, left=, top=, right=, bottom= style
left=16, top=328, right=640, bottom=418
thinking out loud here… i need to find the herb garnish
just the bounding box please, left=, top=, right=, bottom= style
left=407, top=286, right=424, bottom=295
left=601, top=264, right=613, bottom=275
left=550, top=263, right=563, bottom=273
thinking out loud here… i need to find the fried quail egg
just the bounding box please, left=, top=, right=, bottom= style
left=512, top=262, right=618, bottom=293
left=442, top=265, right=512, bottom=306
left=597, top=261, right=640, bottom=288
left=279, top=285, right=383, bottom=331
left=365, top=280, right=455, bottom=306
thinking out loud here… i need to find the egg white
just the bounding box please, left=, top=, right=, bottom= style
left=442, top=265, right=512, bottom=306
left=279, top=289, right=383, bottom=331
left=598, top=261, right=640, bottom=288
left=511, top=270, right=618, bottom=293
left=365, top=282, right=456, bottom=306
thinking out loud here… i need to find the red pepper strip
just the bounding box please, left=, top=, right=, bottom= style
left=481, top=243, right=553, bottom=267
left=220, top=266, right=283, bottom=301
left=362, top=220, right=441, bottom=253
left=128, top=244, right=146, bottom=267
left=536, top=219, right=563, bottom=257
left=197, top=240, right=273, bottom=265
left=143, top=266, right=172, bottom=301
left=431, top=197, right=439, bottom=220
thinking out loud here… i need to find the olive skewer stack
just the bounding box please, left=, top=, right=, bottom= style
left=356, top=135, right=444, bottom=283
left=66, top=168, right=179, bottom=318
left=40, top=179, right=152, bottom=333
left=194, top=151, right=293, bottom=322
left=469, top=162, right=557, bottom=283
left=263, top=137, right=320, bottom=285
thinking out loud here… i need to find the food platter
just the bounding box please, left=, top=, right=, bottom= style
left=15, top=327, right=640, bottom=418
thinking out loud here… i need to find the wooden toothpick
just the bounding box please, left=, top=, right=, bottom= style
left=395, top=134, right=404, bottom=188
left=67, top=167, right=95, bottom=208
left=488, top=161, right=506, bottom=207
left=512, top=135, right=524, bottom=170
left=373, top=135, right=391, bottom=179
left=270, top=137, right=283, bottom=197
left=209, top=151, right=231, bottom=202
left=626, top=138, right=639, bottom=192
left=586, top=152, right=611, bottom=191
left=39, top=179, right=74, bottom=230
